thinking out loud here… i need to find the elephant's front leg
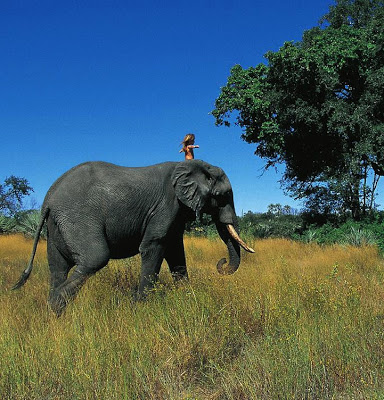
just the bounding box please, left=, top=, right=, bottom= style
left=165, top=234, right=188, bottom=282
left=138, top=240, right=165, bottom=296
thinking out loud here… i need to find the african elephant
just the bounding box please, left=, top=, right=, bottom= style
left=13, top=160, right=254, bottom=315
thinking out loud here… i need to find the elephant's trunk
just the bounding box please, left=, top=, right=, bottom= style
left=216, top=223, right=254, bottom=275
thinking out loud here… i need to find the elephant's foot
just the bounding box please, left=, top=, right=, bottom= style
left=48, top=290, right=67, bottom=317
left=133, top=290, right=147, bottom=302
left=49, top=268, right=90, bottom=316
left=171, top=271, right=189, bottom=282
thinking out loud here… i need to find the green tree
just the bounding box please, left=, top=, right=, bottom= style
left=212, top=0, right=384, bottom=220
left=0, top=176, right=34, bottom=216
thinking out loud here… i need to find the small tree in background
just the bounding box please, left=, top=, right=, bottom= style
left=0, top=176, right=33, bottom=216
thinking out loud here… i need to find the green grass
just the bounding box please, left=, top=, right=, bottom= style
left=1, top=235, right=384, bottom=399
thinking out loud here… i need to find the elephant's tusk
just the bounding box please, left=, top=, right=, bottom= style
left=226, top=224, right=255, bottom=253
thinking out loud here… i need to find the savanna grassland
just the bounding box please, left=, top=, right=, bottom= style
left=1, top=234, right=384, bottom=399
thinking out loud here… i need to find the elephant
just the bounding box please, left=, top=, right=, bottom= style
left=13, top=160, right=254, bottom=315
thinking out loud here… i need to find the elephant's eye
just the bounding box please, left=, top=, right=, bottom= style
left=213, top=190, right=231, bottom=206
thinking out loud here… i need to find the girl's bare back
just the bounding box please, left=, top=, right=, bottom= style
left=180, top=133, right=199, bottom=160
left=183, top=145, right=199, bottom=160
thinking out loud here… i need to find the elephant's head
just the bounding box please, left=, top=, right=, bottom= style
left=172, top=160, right=254, bottom=275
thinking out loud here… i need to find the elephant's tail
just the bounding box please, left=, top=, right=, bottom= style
left=12, top=207, right=49, bottom=290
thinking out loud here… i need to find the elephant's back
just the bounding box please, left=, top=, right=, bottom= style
left=42, top=160, right=177, bottom=220
left=43, top=162, right=108, bottom=203
left=46, top=161, right=177, bottom=191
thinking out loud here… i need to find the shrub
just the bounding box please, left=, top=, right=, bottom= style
left=341, top=226, right=377, bottom=247
left=239, top=211, right=303, bottom=240
left=0, top=214, right=16, bottom=234
left=15, top=210, right=45, bottom=238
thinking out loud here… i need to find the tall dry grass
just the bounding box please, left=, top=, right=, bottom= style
left=1, top=234, right=384, bottom=399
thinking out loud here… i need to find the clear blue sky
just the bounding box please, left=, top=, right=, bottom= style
left=2, top=0, right=336, bottom=214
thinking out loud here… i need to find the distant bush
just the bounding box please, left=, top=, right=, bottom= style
left=0, top=214, right=16, bottom=234
left=297, top=219, right=384, bottom=252
left=0, top=209, right=45, bottom=239
left=235, top=209, right=384, bottom=254
left=15, top=210, right=46, bottom=238
left=239, top=210, right=303, bottom=240
left=185, top=214, right=219, bottom=239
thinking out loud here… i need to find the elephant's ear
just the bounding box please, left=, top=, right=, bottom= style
left=172, top=160, right=212, bottom=216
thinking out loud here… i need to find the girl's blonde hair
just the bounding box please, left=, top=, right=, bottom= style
left=181, top=133, right=195, bottom=146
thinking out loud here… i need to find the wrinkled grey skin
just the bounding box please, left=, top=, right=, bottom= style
left=13, top=160, right=251, bottom=315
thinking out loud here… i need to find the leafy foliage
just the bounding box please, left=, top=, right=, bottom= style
left=0, top=176, right=33, bottom=216
left=212, top=0, right=384, bottom=220
left=14, top=210, right=46, bottom=238
left=239, top=207, right=302, bottom=239
left=0, top=214, right=16, bottom=234
left=0, top=210, right=45, bottom=238
left=303, top=219, right=380, bottom=246
left=185, top=214, right=218, bottom=238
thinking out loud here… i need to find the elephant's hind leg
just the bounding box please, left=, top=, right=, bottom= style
left=47, top=240, right=74, bottom=315
left=49, top=267, right=90, bottom=316
left=48, top=238, right=110, bottom=316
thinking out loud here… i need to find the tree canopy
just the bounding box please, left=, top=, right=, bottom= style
left=0, top=176, right=34, bottom=216
left=212, top=0, right=384, bottom=219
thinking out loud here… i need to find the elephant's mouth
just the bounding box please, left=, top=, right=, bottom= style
left=226, top=224, right=255, bottom=253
